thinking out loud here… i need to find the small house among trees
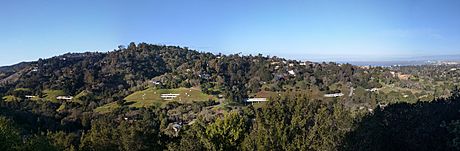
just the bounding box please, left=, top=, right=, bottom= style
left=244, top=98, right=268, bottom=104
left=56, top=96, right=73, bottom=100
left=324, top=93, right=344, bottom=98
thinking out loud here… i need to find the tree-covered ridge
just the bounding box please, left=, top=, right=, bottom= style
left=0, top=43, right=381, bottom=96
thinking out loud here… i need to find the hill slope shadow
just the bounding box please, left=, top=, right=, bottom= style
left=341, top=94, right=460, bottom=151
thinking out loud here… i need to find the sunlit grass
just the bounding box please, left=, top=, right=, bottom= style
left=125, top=87, right=216, bottom=108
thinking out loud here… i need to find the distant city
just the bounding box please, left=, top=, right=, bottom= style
left=328, top=55, right=460, bottom=67
left=342, top=60, right=460, bottom=67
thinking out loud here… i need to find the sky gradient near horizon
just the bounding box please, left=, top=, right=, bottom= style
left=1, top=0, right=460, bottom=66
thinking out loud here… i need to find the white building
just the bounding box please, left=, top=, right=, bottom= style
left=378, top=102, right=388, bottom=109
left=324, top=93, right=344, bottom=98
left=365, top=88, right=380, bottom=92
left=244, top=98, right=268, bottom=103
left=172, top=123, right=182, bottom=132
left=31, top=67, right=39, bottom=72
left=152, top=80, right=161, bottom=85
left=160, top=94, right=180, bottom=100
left=56, top=96, right=73, bottom=100
left=270, top=62, right=280, bottom=65
left=390, top=71, right=396, bottom=76
left=25, top=95, right=36, bottom=98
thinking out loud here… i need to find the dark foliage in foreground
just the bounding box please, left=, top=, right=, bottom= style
left=1, top=92, right=460, bottom=150
left=342, top=92, right=460, bottom=151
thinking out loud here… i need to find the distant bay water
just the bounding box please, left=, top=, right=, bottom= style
left=339, top=60, right=429, bottom=67
left=299, top=54, right=460, bottom=67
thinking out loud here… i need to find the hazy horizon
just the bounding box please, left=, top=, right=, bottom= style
left=2, top=45, right=460, bottom=67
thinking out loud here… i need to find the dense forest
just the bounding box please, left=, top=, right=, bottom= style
left=1, top=42, right=460, bottom=150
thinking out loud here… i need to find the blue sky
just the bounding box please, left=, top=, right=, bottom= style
left=1, top=0, right=460, bottom=66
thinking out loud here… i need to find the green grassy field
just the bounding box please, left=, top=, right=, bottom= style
left=14, top=88, right=31, bottom=92
left=2, top=95, right=19, bottom=102
left=71, top=90, right=91, bottom=104
left=249, top=90, right=280, bottom=98
left=56, top=104, right=66, bottom=112
left=2, top=89, right=67, bottom=103
left=379, top=84, right=424, bottom=95
left=2, top=88, right=31, bottom=102
left=43, top=90, right=67, bottom=103
left=94, top=102, right=120, bottom=114
left=94, top=87, right=215, bottom=114
left=124, top=87, right=216, bottom=108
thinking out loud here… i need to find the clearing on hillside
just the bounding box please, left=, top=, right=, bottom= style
left=43, top=90, right=67, bottom=103
left=94, top=102, right=120, bottom=114
left=2, top=95, right=19, bottom=102
left=124, top=87, right=216, bottom=108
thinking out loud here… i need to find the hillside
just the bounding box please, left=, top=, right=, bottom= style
left=2, top=42, right=459, bottom=111
left=1, top=42, right=460, bottom=150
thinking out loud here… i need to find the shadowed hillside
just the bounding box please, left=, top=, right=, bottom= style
left=342, top=90, right=460, bottom=151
